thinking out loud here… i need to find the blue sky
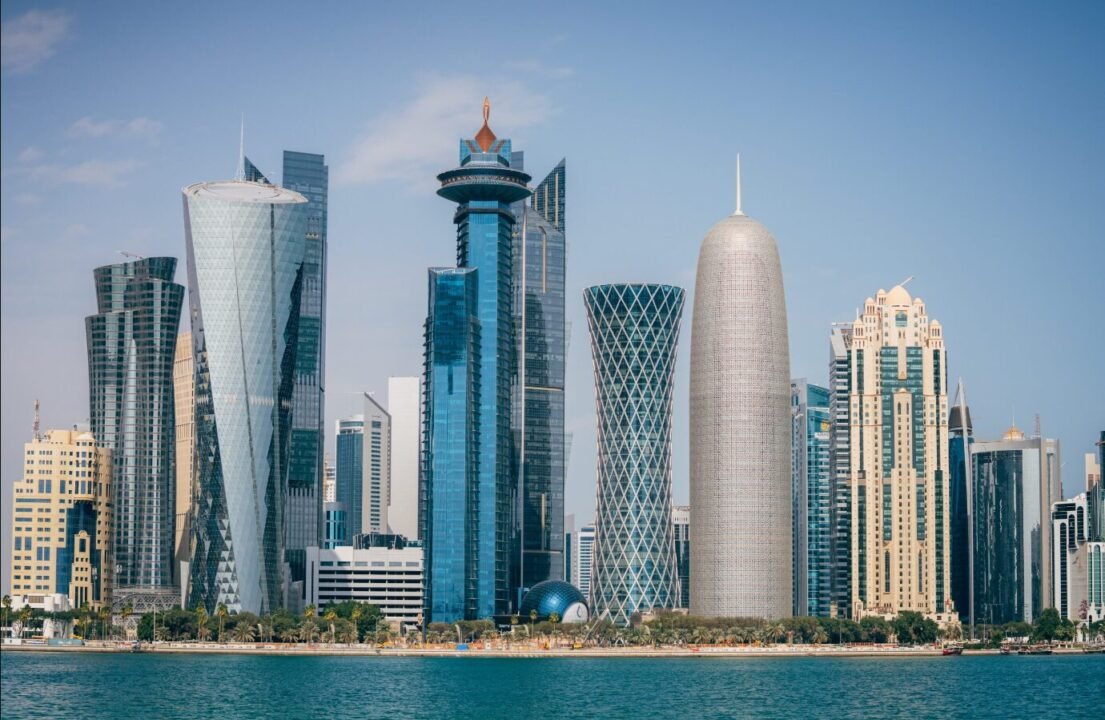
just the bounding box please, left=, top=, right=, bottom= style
left=2, top=1, right=1103, bottom=593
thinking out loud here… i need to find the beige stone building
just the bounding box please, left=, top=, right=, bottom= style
left=9, top=429, right=113, bottom=609
left=848, top=284, right=952, bottom=620
left=172, top=332, right=195, bottom=585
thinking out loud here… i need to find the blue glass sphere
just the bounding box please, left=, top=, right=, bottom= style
left=519, top=581, right=589, bottom=623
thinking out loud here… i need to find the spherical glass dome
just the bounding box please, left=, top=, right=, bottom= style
left=519, top=581, right=589, bottom=623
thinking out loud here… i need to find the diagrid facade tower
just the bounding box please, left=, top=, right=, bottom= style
left=690, top=160, right=792, bottom=619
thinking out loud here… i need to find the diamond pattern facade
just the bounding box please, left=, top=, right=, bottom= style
left=585, top=283, right=684, bottom=626
left=184, top=181, right=307, bottom=614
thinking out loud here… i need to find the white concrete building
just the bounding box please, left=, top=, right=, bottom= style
left=387, top=377, right=420, bottom=539
left=363, top=394, right=391, bottom=534
left=574, top=523, right=596, bottom=601
left=306, top=545, right=423, bottom=626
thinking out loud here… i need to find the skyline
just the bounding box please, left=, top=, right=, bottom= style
left=2, top=0, right=1104, bottom=598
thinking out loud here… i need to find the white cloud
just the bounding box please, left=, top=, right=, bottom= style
left=18, top=146, right=43, bottom=163
left=1, top=9, right=71, bottom=75
left=24, top=159, right=142, bottom=187
left=336, top=73, right=553, bottom=186
left=69, top=116, right=163, bottom=142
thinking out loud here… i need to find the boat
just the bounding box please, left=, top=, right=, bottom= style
left=1016, top=645, right=1053, bottom=655
left=942, top=645, right=963, bottom=656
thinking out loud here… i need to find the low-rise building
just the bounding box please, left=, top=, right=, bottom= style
left=306, top=545, right=423, bottom=628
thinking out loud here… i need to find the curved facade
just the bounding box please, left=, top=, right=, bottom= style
left=519, top=580, right=588, bottom=623
left=585, top=284, right=684, bottom=626
left=690, top=213, right=791, bottom=619
left=184, top=180, right=307, bottom=614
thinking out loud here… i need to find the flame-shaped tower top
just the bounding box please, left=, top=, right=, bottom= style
left=475, top=96, right=497, bottom=152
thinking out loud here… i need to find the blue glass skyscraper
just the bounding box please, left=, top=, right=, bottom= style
left=422, top=268, right=480, bottom=621
left=510, top=155, right=567, bottom=600
left=422, top=100, right=531, bottom=622
left=948, top=390, right=973, bottom=621
left=335, top=416, right=364, bottom=546
left=585, top=283, right=684, bottom=626
left=791, top=379, right=832, bottom=617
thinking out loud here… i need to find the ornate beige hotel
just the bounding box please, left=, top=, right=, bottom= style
left=847, top=283, right=953, bottom=620
left=9, top=429, right=113, bottom=610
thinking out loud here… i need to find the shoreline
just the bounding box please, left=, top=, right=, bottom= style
left=2, top=642, right=1092, bottom=658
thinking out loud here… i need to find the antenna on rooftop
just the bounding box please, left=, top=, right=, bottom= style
left=33, top=399, right=41, bottom=441
left=734, top=153, right=744, bottom=216
left=899, top=276, right=914, bottom=288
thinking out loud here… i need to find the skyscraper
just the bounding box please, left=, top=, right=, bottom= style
left=948, top=384, right=973, bottom=622
left=172, top=332, right=195, bottom=588
left=829, top=324, right=853, bottom=618
left=574, top=523, right=596, bottom=600
left=335, top=415, right=364, bottom=545
left=86, top=257, right=184, bottom=594
left=184, top=178, right=307, bottom=614
left=281, top=151, right=329, bottom=593
left=1051, top=494, right=1103, bottom=623
left=363, top=393, right=391, bottom=534
left=387, top=376, right=420, bottom=539
left=791, top=380, right=832, bottom=617
left=847, top=283, right=951, bottom=620
left=971, top=426, right=1060, bottom=624
left=422, top=267, right=480, bottom=622
left=510, top=155, right=567, bottom=599
left=689, top=165, right=792, bottom=619
left=672, top=505, right=691, bottom=609
left=585, top=283, right=684, bottom=625
left=422, top=100, right=531, bottom=623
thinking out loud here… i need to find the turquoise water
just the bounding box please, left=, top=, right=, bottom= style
left=2, top=652, right=1103, bottom=719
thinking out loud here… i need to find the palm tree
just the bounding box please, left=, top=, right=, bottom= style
left=216, top=603, right=229, bottom=644
left=98, top=605, right=111, bottom=640
left=233, top=623, right=255, bottom=643
left=2, top=595, right=12, bottom=638
left=194, top=605, right=209, bottom=641
left=351, top=606, right=364, bottom=644
left=280, top=628, right=298, bottom=644
left=121, top=603, right=134, bottom=640
left=324, top=609, right=338, bottom=645
left=16, top=606, right=33, bottom=639
left=812, top=627, right=829, bottom=645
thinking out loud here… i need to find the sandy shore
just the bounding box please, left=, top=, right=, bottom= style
left=1, top=641, right=1036, bottom=658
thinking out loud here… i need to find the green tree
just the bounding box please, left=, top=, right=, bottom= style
left=2, top=595, right=12, bottom=637
left=861, top=616, right=891, bottom=643
left=233, top=623, right=255, bottom=643
left=1031, top=608, right=1063, bottom=642
left=194, top=605, right=209, bottom=641
left=216, top=603, right=229, bottom=643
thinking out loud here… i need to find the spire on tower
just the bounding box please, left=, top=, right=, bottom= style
left=734, top=153, right=744, bottom=216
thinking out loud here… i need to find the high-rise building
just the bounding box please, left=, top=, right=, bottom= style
left=281, top=151, right=329, bottom=594
left=422, top=101, right=531, bottom=623
left=184, top=178, right=307, bottom=614
left=323, top=456, right=336, bottom=503
left=85, top=257, right=184, bottom=592
left=564, top=513, right=575, bottom=587
left=1052, top=495, right=1104, bottom=623
left=422, top=267, right=480, bottom=623
left=387, top=377, right=420, bottom=539
left=971, top=426, right=1060, bottom=625
left=335, top=415, right=364, bottom=545
left=847, top=283, right=952, bottom=620
left=363, top=393, right=391, bottom=534
left=172, top=332, right=195, bottom=588
left=322, top=502, right=347, bottom=550
left=9, top=429, right=113, bottom=609
left=672, top=506, right=691, bottom=609
left=1087, top=452, right=1102, bottom=493
left=574, top=523, right=596, bottom=600
left=828, top=324, right=853, bottom=618
left=792, top=380, right=832, bottom=617
left=690, top=167, right=791, bottom=619
left=585, top=283, right=684, bottom=625
left=510, top=154, right=567, bottom=603
left=948, top=384, right=973, bottom=621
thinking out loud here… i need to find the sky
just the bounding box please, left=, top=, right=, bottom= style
left=1, top=1, right=1103, bottom=594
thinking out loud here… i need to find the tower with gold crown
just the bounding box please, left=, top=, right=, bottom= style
left=422, top=99, right=531, bottom=623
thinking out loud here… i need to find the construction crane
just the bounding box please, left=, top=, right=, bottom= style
left=117, top=250, right=145, bottom=260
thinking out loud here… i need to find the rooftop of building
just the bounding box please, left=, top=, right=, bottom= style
left=183, top=179, right=307, bottom=204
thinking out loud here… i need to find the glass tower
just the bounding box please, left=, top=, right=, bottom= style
left=86, top=257, right=184, bottom=591
left=791, top=380, right=832, bottom=617
left=948, top=396, right=973, bottom=621
left=672, top=506, right=691, bottom=608
left=184, top=179, right=307, bottom=614
left=828, top=325, right=853, bottom=618
left=281, top=151, right=328, bottom=591
left=585, top=283, right=684, bottom=626
left=422, top=267, right=480, bottom=622
left=335, top=416, right=364, bottom=545
left=422, top=101, right=531, bottom=623
left=510, top=155, right=567, bottom=600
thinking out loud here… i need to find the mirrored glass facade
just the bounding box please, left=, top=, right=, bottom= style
left=510, top=157, right=567, bottom=599
left=791, top=380, right=832, bottom=617
left=184, top=180, right=307, bottom=614
left=86, top=257, right=184, bottom=591
left=585, top=283, right=684, bottom=626
left=421, top=268, right=480, bottom=622
left=281, top=151, right=328, bottom=590
left=335, top=416, right=364, bottom=546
